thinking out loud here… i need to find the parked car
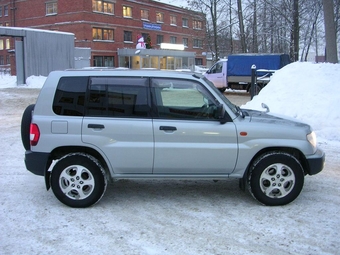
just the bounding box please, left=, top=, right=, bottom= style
left=21, top=69, right=325, bottom=208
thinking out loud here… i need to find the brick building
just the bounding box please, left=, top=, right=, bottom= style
left=0, top=0, right=207, bottom=72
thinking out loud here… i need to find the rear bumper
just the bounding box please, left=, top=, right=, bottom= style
left=25, top=150, right=50, bottom=176
left=306, top=148, right=325, bottom=175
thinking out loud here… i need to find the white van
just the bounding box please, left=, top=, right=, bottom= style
left=204, top=59, right=228, bottom=92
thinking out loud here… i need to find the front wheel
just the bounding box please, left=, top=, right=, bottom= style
left=248, top=151, right=304, bottom=206
left=51, top=153, right=107, bottom=208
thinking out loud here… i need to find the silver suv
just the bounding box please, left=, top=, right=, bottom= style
left=21, top=69, right=325, bottom=207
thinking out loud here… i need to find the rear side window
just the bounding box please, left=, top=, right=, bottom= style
left=86, top=77, right=150, bottom=117
left=53, top=77, right=88, bottom=116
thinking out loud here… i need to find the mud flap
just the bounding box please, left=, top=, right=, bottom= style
left=45, top=170, right=51, bottom=190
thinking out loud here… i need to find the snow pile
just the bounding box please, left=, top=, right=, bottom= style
left=0, top=74, right=17, bottom=88
left=0, top=74, right=46, bottom=88
left=242, top=62, right=340, bottom=145
left=25, top=75, right=47, bottom=88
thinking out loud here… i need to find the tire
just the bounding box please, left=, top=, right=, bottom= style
left=218, top=88, right=226, bottom=93
left=51, top=153, right=107, bottom=208
left=248, top=151, right=304, bottom=206
left=21, top=104, right=35, bottom=150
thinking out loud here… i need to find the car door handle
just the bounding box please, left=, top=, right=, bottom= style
left=88, top=124, right=105, bottom=129
left=160, top=126, right=177, bottom=131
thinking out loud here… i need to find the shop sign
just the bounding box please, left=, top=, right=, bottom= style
left=143, top=22, right=162, bottom=31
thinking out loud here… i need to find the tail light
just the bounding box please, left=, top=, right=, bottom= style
left=30, top=123, right=40, bottom=146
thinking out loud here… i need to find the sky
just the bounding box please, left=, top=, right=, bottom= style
left=156, top=0, right=188, bottom=8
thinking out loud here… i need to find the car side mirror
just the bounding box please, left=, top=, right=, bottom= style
left=215, top=104, right=229, bottom=124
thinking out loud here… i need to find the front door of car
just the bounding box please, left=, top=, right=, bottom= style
left=151, top=78, right=238, bottom=175
left=81, top=77, right=154, bottom=174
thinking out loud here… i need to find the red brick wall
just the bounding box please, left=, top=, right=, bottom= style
left=1, top=0, right=207, bottom=69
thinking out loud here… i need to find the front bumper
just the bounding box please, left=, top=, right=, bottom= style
left=306, top=148, right=325, bottom=175
left=25, top=150, right=50, bottom=176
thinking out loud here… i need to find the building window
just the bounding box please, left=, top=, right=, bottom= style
left=123, top=6, right=132, bottom=18
left=183, top=38, right=188, bottom=47
left=124, top=31, right=132, bottom=42
left=4, top=5, right=8, bottom=16
left=92, top=0, right=114, bottom=14
left=156, top=12, right=164, bottom=23
left=182, top=18, right=188, bottom=28
left=156, top=35, right=163, bottom=45
left=46, top=2, right=57, bottom=15
left=195, top=58, right=203, bottom=65
left=141, top=9, right=149, bottom=20
left=193, top=39, right=203, bottom=48
left=0, top=40, right=3, bottom=50
left=5, top=39, right=10, bottom=49
left=5, top=22, right=9, bottom=26
left=93, top=56, right=114, bottom=67
left=0, top=7, right=2, bottom=17
left=193, top=20, right=203, bottom=30
left=170, top=15, right=177, bottom=26
left=0, top=56, right=4, bottom=65
left=141, top=33, right=149, bottom=40
left=92, top=28, right=114, bottom=41
left=6, top=55, right=9, bottom=64
left=170, top=36, right=177, bottom=44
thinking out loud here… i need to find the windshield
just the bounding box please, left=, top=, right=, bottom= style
left=201, top=76, right=240, bottom=116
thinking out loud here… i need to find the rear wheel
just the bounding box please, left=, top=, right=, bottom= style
left=21, top=104, right=35, bottom=150
left=51, top=153, right=107, bottom=208
left=248, top=151, right=304, bottom=206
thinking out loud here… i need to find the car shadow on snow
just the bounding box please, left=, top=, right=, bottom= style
left=101, top=178, right=255, bottom=206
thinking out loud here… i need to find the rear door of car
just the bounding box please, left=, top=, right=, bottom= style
left=151, top=77, right=238, bottom=175
left=81, top=76, right=154, bottom=174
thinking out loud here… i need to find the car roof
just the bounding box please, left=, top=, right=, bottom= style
left=51, top=69, right=203, bottom=79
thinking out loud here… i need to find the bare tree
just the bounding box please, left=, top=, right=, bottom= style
left=291, top=0, right=299, bottom=61
left=237, top=0, right=247, bottom=52
left=187, top=0, right=338, bottom=62
left=252, top=0, right=258, bottom=52
left=323, top=0, right=339, bottom=63
left=299, top=0, right=322, bottom=61
left=188, top=0, right=227, bottom=61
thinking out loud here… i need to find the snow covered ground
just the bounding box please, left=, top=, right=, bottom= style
left=0, top=62, right=339, bottom=254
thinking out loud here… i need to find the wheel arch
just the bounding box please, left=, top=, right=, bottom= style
left=45, top=145, right=111, bottom=190
left=239, top=146, right=308, bottom=191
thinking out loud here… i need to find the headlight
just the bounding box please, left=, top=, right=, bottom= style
left=307, top=131, right=317, bottom=148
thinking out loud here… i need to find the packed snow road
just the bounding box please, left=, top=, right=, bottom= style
left=0, top=88, right=339, bottom=255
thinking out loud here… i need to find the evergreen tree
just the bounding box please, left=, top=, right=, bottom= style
left=146, top=35, right=152, bottom=49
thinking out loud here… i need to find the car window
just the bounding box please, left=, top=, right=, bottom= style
left=86, top=77, right=150, bottom=118
left=53, top=76, right=88, bottom=116
left=151, top=78, right=219, bottom=120
left=210, top=62, right=223, bottom=74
